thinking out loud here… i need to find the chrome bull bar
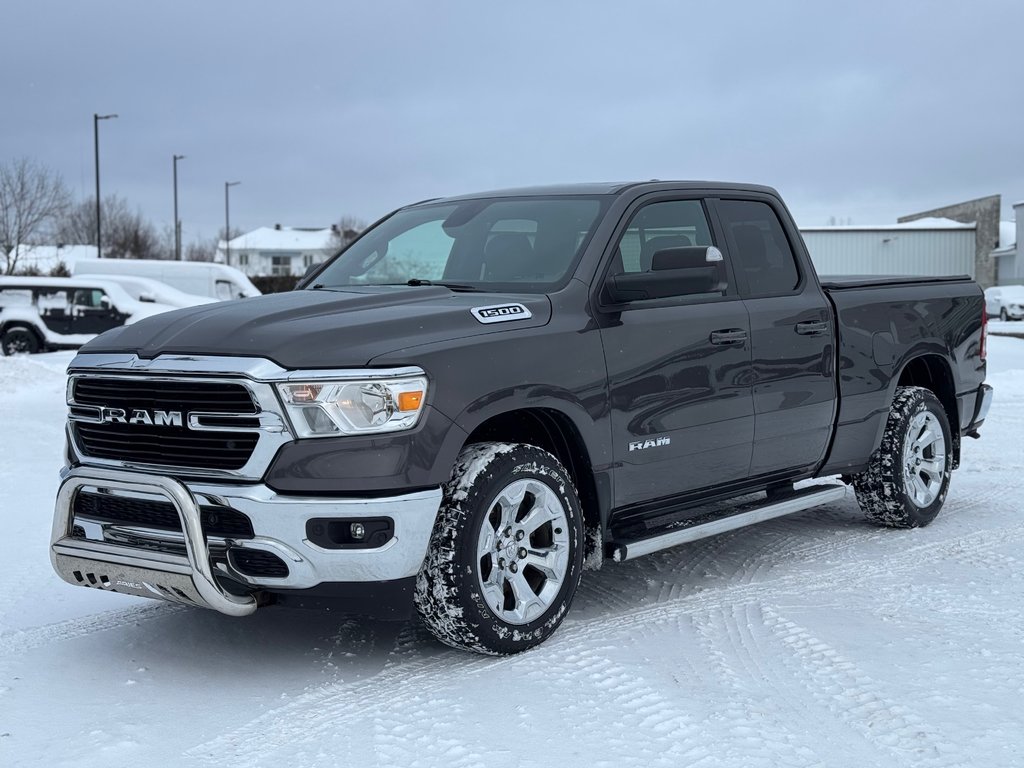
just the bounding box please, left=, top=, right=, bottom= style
left=50, top=467, right=257, bottom=617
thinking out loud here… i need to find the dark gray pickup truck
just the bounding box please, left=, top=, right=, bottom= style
left=50, top=181, right=992, bottom=654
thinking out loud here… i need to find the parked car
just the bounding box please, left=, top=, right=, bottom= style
left=984, top=285, right=1024, bottom=321
left=0, top=276, right=176, bottom=355
left=74, top=274, right=216, bottom=308
left=50, top=181, right=991, bottom=654
left=71, top=259, right=261, bottom=301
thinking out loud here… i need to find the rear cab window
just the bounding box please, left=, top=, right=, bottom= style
left=715, top=199, right=800, bottom=296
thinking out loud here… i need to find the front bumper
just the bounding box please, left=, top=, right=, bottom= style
left=50, top=466, right=442, bottom=615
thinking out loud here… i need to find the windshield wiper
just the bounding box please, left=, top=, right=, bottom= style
left=403, top=279, right=482, bottom=292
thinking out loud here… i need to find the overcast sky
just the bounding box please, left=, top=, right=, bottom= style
left=3, top=0, right=1022, bottom=246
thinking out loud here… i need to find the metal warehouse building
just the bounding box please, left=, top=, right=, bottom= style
left=799, top=219, right=977, bottom=280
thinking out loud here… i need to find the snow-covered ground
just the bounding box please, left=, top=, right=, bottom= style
left=1, top=341, right=1023, bottom=768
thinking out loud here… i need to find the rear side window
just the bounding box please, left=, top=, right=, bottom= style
left=717, top=200, right=800, bottom=296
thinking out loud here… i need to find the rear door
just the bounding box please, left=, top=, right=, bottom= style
left=711, top=197, right=837, bottom=476
left=596, top=196, right=755, bottom=508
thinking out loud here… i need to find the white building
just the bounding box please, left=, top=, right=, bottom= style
left=799, top=218, right=977, bottom=279
left=4, top=244, right=98, bottom=275
left=991, top=203, right=1022, bottom=285
left=217, top=225, right=338, bottom=277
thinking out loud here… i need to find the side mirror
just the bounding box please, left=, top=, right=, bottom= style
left=139, top=292, right=156, bottom=303
left=606, top=246, right=725, bottom=303
left=99, top=296, right=113, bottom=310
left=303, top=263, right=320, bottom=278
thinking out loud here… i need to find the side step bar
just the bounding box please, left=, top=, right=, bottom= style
left=611, top=483, right=848, bottom=562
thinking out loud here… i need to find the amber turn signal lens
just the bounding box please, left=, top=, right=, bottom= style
left=397, top=391, right=423, bottom=412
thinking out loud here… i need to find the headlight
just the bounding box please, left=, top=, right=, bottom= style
left=277, top=375, right=428, bottom=437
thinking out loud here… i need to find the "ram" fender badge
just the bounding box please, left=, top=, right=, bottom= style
left=629, top=436, right=671, bottom=452
left=471, top=303, right=533, bottom=324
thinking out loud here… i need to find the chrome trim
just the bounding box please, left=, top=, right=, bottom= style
left=613, top=484, right=848, bottom=562
left=54, top=466, right=444, bottom=613
left=52, top=467, right=257, bottom=616
left=974, top=383, right=993, bottom=425
left=68, top=352, right=424, bottom=383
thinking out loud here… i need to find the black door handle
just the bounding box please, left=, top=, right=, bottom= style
left=795, top=320, right=829, bottom=336
left=710, top=329, right=748, bottom=345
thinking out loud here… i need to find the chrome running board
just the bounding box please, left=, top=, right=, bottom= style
left=611, top=483, right=848, bottom=562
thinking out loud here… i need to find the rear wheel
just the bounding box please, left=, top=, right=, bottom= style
left=415, top=442, right=584, bottom=654
left=1, top=326, right=40, bottom=356
left=853, top=386, right=952, bottom=528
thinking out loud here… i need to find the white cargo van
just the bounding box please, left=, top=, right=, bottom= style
left=71, top=259, right=261, bottom=301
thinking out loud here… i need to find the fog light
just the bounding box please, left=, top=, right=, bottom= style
left=350, top=522, right=366, bottom=539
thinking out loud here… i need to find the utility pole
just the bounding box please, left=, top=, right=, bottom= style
left=225, top=181, right=240, bottom=266
left=93, top=113, right=118, bottom=257
left=173, top=154, right=185, bottom=260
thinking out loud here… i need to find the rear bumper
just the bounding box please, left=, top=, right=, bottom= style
left=50, top=466, right=442, bottom=615
left=962, top=383, right=993, bottom=438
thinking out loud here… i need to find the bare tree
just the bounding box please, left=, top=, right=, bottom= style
left=185, top=238, right=215, bottom=262
left=327, top=215, right=366, bottom=254
left=56, top=194, right=162, bottom=259
left=0, top=157, right=71, bottom=274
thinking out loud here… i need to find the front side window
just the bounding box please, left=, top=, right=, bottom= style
left=312, top=196, right=607, bottom=292
left=717, top=199, right=800, bottom=296
left=606, top=199, right=727, bottom=299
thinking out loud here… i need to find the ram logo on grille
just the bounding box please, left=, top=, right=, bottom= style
left=100, top=407, right=184, bottom=427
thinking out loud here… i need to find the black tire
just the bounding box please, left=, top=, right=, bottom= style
left=1000, top=308, right=1009, bottom=322
left=853, top=386, right=953, bottom=528
left=414, top=442, right=584, bottom=655
left=1, top=326, right=41, bottom=356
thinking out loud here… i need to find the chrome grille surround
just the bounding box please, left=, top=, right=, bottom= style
left=64, top=353, right=425, bottom=480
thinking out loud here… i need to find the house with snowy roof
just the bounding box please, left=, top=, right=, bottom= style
left=216, top=225, right=339, bottom=277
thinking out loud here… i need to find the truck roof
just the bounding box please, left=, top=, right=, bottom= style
left=419, top=180, right=781, bottom=204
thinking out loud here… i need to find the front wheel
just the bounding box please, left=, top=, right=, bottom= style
left=415, top=442, right=584, bottom=654
left=853, top=386, right=952, bottom=528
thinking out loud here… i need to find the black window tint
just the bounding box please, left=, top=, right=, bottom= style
left=717, top=200, right=799, bottom=295
left=609, top=200, right=727, bottom=297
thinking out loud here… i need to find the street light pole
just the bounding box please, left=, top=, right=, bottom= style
left=173, top=154, right=185, bottom=260
left=93, top=113, right=118, bottom=258
left=225, top=181, right=240, bottom=267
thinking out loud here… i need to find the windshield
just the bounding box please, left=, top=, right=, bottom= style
left=310, top=196, right=607, bottom=292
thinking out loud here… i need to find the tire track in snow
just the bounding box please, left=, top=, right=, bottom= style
left=185, top=519, right=1024, bottom=766
left=759, top=606, right=967, bottom=767
left=0, top=602, right=185, bottom=657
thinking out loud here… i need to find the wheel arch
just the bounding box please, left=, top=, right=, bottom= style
left=463, top=407, right=606, bottom=552
left=893, top=353, right=960, bottom=468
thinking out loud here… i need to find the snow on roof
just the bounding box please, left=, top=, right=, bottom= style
left=1000, top=221, right=1016, bottom=248
left=224, top=226, right=335, bottom=252
left=4, top=244, right=98, bottom=273
left=800, top=217, right=975, bottom=232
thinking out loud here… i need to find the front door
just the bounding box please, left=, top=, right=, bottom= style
left=597, top=198, right=755, bottom=508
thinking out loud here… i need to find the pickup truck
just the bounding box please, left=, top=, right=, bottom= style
left=50, top=181, right=993, bottom=654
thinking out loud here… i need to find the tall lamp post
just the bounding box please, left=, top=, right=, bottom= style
left=173, top=154, right=185, bottom=260
left=93, top=113, right=118, bottom=258
left=225, top=181, right=240, bottom=266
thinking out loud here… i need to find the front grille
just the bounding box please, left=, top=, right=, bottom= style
left=71, top=377, right=260, bottom=470
left=73, top=423, right=259, bottom=470
left=73, top=490, right=254, bottom=539
left=231, top=549, right=289, bottom=578
left=73, top=378, right=257, bottom=413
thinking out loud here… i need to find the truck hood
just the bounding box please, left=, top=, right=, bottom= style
left=81, top=286, right=552, bottom=368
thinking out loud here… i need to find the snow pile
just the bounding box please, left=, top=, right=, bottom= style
left=1, top=340, right=1023, bottom=767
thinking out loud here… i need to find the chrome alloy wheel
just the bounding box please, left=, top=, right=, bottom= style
left=902, top=409, right=947, bottom=508
left=476, top=478, right=571, bottom=625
